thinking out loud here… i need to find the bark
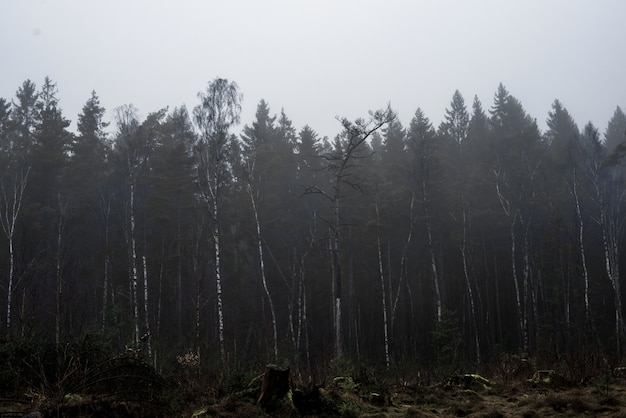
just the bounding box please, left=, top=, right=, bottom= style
left=591, top=163, right=625, bottom=353
left=0, top=167, right=29, bottom=337
left=55, top=195, right=67, bottom=346
left=391, top=190, right=417, bottom=330
left=422, top=176, right=442, bottom=323
left=212, top=197, right=225, bottom=363
left=249, top=188, right=278, bottom=361
left=129, top=180, right=140, bottom=349
left=142, top=252, right=152, bottom=358
left=495, top=172, right=526, bottom=352
left=375, top=203, right=390, bottom=369
left=572, top=168, right=590, bottom=320
left=332, top=195, right=342, bottom=360
left=101, top=194, right=112, bottom=333
left=257, top=365, right=290, bottom=408
left=460, top=194, right=480, bottom=364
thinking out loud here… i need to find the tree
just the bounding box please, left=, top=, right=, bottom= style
left=71, top=91, right=111, bottom=332
left=440, top=90, right=481, bottom=363
left=306, top=106, right=394, bottom=359
left=193, top=78, right=242, bottom=365
left=407, top=108, right=443, bottom=323
left=8, top=80, right=38, bottom=164
left=147, top=106, right=197, bottom=340
left=0, top=98, right=11, bottom=154
left=590, top=110, right=626, bottom=354
left=0, top=167, right=30, bottom=336
left=240, top=100, right=281, bottom=362
left=112, top=104, right=145, bottom=350
left=30, top=77, right=73, bottom=340
left=439, top=90, right=469, bottom=146
left=604, top=106, right=626, bottom=153
left=544, top=99, right=582, bottom=329
left=489, top=84, right=542, bottom=353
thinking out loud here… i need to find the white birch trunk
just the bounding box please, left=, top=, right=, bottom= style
left=1, top=168, right=29, bottom=337
left=249, top=188, right=278, bottom=361
left=600, top=204, right=624, bottom=352
left=102, top=197, right=111, bottom=332
left=375, top=204, right=390, bottom=369
left=6, top=238, right=14, bottom=336
left=129, top=180, right=140, bottom=349
left=495, top=175, right=526, bottom=352
left=572, top=169, right=590, bottom=320
left=142, top=253, right=152, bottom=358
left=422, top=178, right=442, bottom=322
left=460, top=196, right=480, bottom=364
left=212, top=196, right=226, bottom=363
left=391, top=191, right=417, bottom=330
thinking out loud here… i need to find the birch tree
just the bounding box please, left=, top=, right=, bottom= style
left=193, top=78, right=242, bottom=364
left=587, top=114, right=626, bottom=353
left=113, top=104, right=143, bottom=349
left=240, top=100, right=280, bottom=362
left=0, top=167, right=30, bottom=337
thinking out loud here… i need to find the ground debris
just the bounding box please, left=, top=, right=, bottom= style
left=445, top=373, right=495, bottom=391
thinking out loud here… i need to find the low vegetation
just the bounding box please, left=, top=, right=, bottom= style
left=3, top=338, right=626, bottom=417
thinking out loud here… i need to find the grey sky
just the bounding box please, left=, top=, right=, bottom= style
left=1, top=0, right=625, bottom=139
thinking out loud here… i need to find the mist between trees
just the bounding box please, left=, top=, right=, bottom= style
left=1, top=76, right=626, bottom=375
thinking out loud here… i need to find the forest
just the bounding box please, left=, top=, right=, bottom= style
left=1, top=76, right=626, bottom=414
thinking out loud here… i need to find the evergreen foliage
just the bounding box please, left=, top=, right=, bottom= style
left=0, top=77, right=625, bottom=376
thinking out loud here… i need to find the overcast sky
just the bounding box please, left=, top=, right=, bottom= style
left=1, top=0, right=625, bottom=140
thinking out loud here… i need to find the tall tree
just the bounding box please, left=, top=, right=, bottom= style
left=490, top=83, right=542, bottom=353
left=112, top=104, right=144, bottom=349
left=32, top=77, right=72, bottom=339
left=193, top=78, right=242, bottom=364
left=306, top=106, right=394, bottom=359
left=0, top=167, right=30, bottom=336
left=441, top=90, right=481, bottom=363
left=240, top=100, right=280, bottom=362
left=407, top=108, right=443, bottom=323
left=71, top=91, right=111, bottom=331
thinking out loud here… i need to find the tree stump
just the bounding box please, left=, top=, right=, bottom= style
left=257, top=364, right=290, bottom=409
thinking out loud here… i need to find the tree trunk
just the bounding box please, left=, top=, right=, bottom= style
left=460, top=195, right=480, bottom=364
left=495, top=173, right=526, bottom=352
left=142, top=252, right=152, bottom=358
left=129, top=180, right=140, bottom=349
left=391, top=191, right=417, bottom=330
left=249, top=188, right=278, bottom=361
left=332, top=194, right=342, bottom=360
left=212, top=196, right=226, bottom=363
left=422, top=177, right=442, bottom=323
left=572, top=169, right=590, bottom=321
left=375, top=204, right=390, bottom=369
left=1, top=168, right=29, bottom=337
left=101, top=195, right=111, bottom=333
left=257, top=365, right=290, bottom=409
left=55, top=195, right=67, bottom=346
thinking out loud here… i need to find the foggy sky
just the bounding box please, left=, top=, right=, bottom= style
left=1, top=0, right=625, bottom=139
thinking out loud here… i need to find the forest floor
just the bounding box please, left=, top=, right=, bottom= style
left=184, top=371, right=626, bottom=417
left=4, top=370, right=626, bottom=417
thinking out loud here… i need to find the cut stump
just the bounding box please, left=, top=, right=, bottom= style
left=257, top=364, right=290, bottom=409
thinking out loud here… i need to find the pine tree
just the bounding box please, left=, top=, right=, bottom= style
left=407, top=108, right=443, bottom=323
